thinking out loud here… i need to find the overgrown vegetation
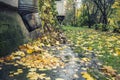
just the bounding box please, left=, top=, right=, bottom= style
left=38, top=0, right=66, bottom=45
left=38, top=0, right=57, bottom=33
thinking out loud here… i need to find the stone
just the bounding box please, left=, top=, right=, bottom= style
left=0, top=10, right=29, bottom=56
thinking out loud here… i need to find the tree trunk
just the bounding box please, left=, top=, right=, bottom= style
left=102, top=13, right=108, bottom=31
left=86, top=4, right=91, bottom=28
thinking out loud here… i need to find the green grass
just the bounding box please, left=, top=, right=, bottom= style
left=62, top=26, right=120, bottom=74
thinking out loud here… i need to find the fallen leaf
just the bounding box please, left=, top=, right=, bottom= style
left=100, top=65, right=117, bottom=76
left=29, top=68, right=37, bottom=72
left=81, top=58, right=90, bottom=62
left=39, top=69, right=47, bottom=71
left=81, top=67, right=87, bottom=71
left=27, top=49, right=34, bottom=54
left=14, top=64, right=19, bottom=66
left=17, top=69, right=23, bottom=73
left=45, top=77, right=51, bottom=80
left=56, top=41, right=60, bottom=45
left=81, top=72, right=94, bottom=80
left=88, top=47, right=92, bottom=51
left=115, top=48, right=120, bottom=56
left=73, top=74, right=79, bottom=78
left=13, top=72, right=19, bottom=75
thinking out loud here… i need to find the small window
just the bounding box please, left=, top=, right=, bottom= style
left=22, top=13, right=41, bottom=32
left=18, top=0, right=41, bottom=32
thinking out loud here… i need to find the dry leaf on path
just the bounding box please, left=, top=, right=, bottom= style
left=81, top=72, right=95, bottom=80
left=100, top=65, right=117, bottom=76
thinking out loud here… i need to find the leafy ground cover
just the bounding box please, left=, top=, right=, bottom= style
left=62, top=26, right=120, bottom=80
left=0, top=32, right=66, bottom=80
left=0, top=31, right=95, bottom=80
left=1, top=26, right=120, bottom=80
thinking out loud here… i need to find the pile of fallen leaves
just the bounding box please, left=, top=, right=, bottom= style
left=0, top=31, right=66, bottom=70
left=40, top=30, right=67, bottom=46
left=16, top=52, right=64, bottom=69
left=0, top=50, right=64, bottom=70
left=0, top=30, right=67, bottom=80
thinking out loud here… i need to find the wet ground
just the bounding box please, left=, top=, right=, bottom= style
left=0, top=44, right=102, bottom=80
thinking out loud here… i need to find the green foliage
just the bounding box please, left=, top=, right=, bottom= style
left=65, top=0, right=120, bottom=32
left=75, top=5, right=88, bottom=26
left=63, top=0, right=74, bottom=25
left=111, top=0, right=120, bottom=33
left=38, top=0, right=57, bottom=32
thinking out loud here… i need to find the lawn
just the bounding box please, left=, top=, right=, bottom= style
left=62, top=26, right=120, bottom=74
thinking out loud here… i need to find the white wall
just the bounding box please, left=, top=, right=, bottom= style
left=55, top=0, right=66, bottom=15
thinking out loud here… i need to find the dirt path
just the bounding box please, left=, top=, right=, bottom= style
left=48, top=44, right=85, bottom=80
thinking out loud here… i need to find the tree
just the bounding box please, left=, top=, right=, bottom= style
left=111, top=0, right=120, bottom=32
left=78, top=0, right=98, bottom=28
left=64, top=0, right=75, bottom=26
left=38, top=0, right=57, bottom=33
left=91, top=0, right=114, bottom=31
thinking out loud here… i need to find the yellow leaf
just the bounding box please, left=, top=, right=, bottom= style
left=27, top=49, right=34, bottom=54
left=56, top=41, right=60, bottom=45
left=29, top=68, right=37, bottom=72
left=14, top=51, right=25, bottom=57
left=40, top=73, right=46, bottom=76
left=45, top=77, right=51, bottom=80
left=81, top=72, right=94, bottom=80
left=47, top=44, right=51, bottom=47
left=39, top=69, right=47, bottom=71
left=26, top=44, right=34, bottom=49
left=88, top=47, right=92, bottom=51
left=33, top=46, right=42, bottom=52
left=19, top=45, right=27, bottom=50
left=81, top=58, right=90, bottom=62
left=17, top=69, right=23, bottom=73
left=13, top=72, right=19, bottom=75
left=43, top=36, right=48, bottom=40
left=115, top=48, right=120, bottom=56
left=101, top=65, right=117, bottom=76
